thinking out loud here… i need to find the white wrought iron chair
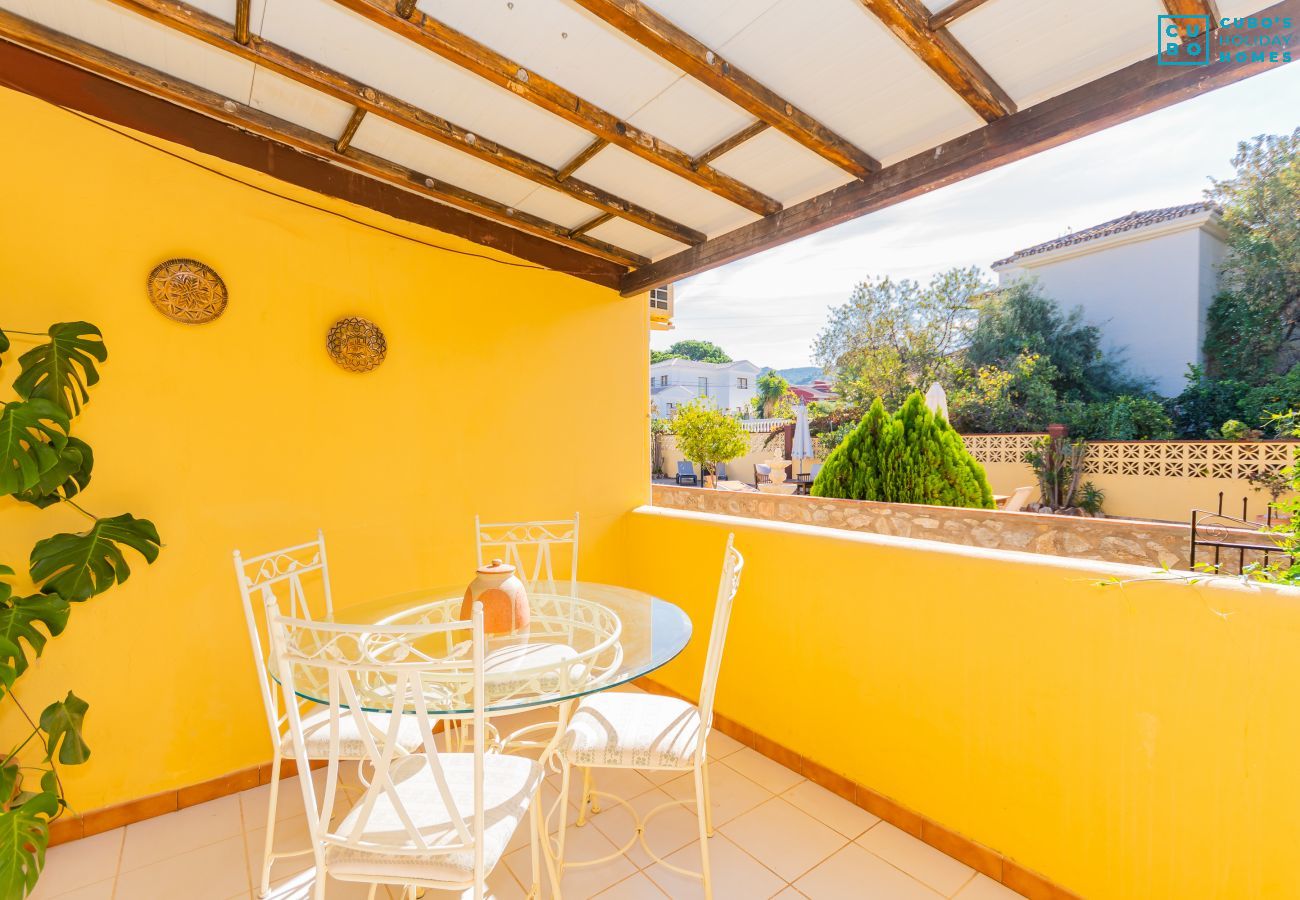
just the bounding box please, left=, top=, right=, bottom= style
left=553, top=534, right=744, bottom=900
left=269, top=603, right=547, bottom=900
left=232, top=533, right=425, bottom=897
left=475, top=513, right=579, bottom=594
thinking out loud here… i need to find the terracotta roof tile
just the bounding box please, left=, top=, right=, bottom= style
left=992, top=202, right=1218, bottom=268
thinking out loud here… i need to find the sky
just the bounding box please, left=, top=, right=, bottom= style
left=650, top=62, right=1300, bottom=371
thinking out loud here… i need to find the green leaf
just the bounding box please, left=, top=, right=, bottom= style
left=0, top=638, right=19, bottom=693
left=0, top=328, right=9, bottom=365
left=0, top=400, right=69, bottom=496
left=0, top=790, right=57, bottom=897
left=13, top=438, right=93, bottom=509
left=40, top=693, right=89, bottom=766
left=0, top=566, right=13, bottom=607
left=12, top=323, right=107, bottom=417
left=0, top=764, right=19, bottom=808
left=0, top=595, right=71, bottom=687
left=30, top=515, right=161, bottom=602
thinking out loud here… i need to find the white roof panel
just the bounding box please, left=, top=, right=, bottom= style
left=584, top=216, right=690, bottom=262
left=709, top=128, right=855, bottom=208
left=511, top=186, right=603, bottom=232
left=248, top=65, right=356, bottom=138
left=623, top=78, right=755, bottom=159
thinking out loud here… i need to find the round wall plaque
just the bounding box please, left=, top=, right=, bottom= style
left=147, top=259, right=228, bottom=324
left=327, top=317, right=387, bottom=373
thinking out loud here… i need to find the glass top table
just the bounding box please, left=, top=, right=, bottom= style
left=283, top=581, right=692, bottom=716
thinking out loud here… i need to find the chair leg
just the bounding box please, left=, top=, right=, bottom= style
left=528, top=796, right=542, bottom=899
left=556, top=760, right=572, bottom=872
left=576, top=767, right=595, bottom=825
left=693, top=765, right=713, bottom=900
left=259, top=751, right=283, bottom=897
left=702, top=757, right=715, bottom=837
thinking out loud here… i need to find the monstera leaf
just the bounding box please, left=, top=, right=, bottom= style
left=0, top=790, right=57, bottom=898
left=40, top=693, right=89, bottom=765
left=0, top=327, right=9, bottom=366
left=0, top=595, right=70, bottom=690
left=0, top=566, right=12, bottom=606
left=12, top=323, right=106, bottom=416
left=13, top=438, right=92, bottom=509
left=29, top=514, right=161, bottom=602
left=0, top=400, right=68, bottom=496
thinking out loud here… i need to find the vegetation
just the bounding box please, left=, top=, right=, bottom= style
left=0, top=322, right=161, bottom=896
left=812, top=392, right=994, bottom=509
left=670, top=398, right=750, bottom=480
left=651, top=339, right=732, bottom=364
left=752, top=369, right=794, bottom=418
left=1023, top=434, right=1104, bottom=515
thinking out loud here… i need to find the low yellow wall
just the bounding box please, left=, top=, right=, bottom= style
left=0, top=88, right=646, bottom=810
left=623, top=506, right=1300, bottom=899
left=657, top=431, right=821, bottom=482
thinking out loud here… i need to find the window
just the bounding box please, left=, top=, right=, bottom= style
left=698, top=376, right=709, bottom=395
left=649, top=286, right=670, bottom=311
left=659, top=374, right=668, bottom=386
left=737, top=377, right=749, bottom=389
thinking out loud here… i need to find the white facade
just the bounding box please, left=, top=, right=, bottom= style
left=992, top=204, right=1227, bottom=396
left=650, top=358, right=760, bottom=416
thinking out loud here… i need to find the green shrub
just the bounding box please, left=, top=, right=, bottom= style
left=812, top=393, right=994, bottom=509
left=1066, top=395, right=1176, bottom=441
left=1168, top=365, right=1252, bottom=437
left=1220, top=419, right=1249, bottom=440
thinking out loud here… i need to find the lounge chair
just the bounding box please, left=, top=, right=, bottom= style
left=1002, top=485, right=1035, bottom=512
left=675, top=461, right=698, bottom=486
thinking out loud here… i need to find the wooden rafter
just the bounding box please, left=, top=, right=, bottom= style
left=329, top=0, right=782, bottom=216
left=693, top=121, right=769, bottom=170
left=621, top=0, right=1299, bottom=295
left=570, top=212, right=614, bottom=237
left=1162, top=0, right=1222, bottom=41
left=106, top=0, right=703, bottom=247
left=556, top=138, right=607, bottom=183
left=568, top=0, right=879, bottom=178
left=927, top=0, right=995, bottom=31
left=234, top=0, right=250, bottom=44
left=854, top=0, right=1015, bottom=122
left=0, top=9, right=648, bottom=270
left=334, top=107, right=366, bottom=152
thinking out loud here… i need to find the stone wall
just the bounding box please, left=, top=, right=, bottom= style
left=652, top=484, right=1206, bottom=571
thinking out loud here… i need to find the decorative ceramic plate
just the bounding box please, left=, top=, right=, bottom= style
left=147, top=259, right=228, bottom=323
left=327, top=316, right=387, bottom=372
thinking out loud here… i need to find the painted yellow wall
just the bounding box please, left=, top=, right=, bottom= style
left=0, top=87, right=647, bottom=810
left=624, top=506, right=1300, bottom=899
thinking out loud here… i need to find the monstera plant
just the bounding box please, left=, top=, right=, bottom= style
left=0, top=322, right=161, bottom=897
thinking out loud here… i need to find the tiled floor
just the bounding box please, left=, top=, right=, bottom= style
left=33, top=701, right=1024, bottom=899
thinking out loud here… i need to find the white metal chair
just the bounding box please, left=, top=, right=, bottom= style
left=233, top=533, right=426, bottom=897
left=269, top=603, right=547, bottom=900
left=475, top=513, right=579, bottom=594
left=553, top=534, right=744, bottom=900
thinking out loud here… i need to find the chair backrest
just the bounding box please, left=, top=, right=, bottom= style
left=1004, top=485, right=1034, bottom=513
left=754, top=464, right=771, bottom=484
left=475, top=514, right=579, bottom=594
left=270, top=607, right=488, bottom=879
left=716, top=463, right=727, bottom=480
left=232, top=532, right=334, bottom=745
left=676, top=461, right=695, bottom=477
left=697, top=534, right=744, bottom=746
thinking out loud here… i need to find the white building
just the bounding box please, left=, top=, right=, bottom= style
left=650, top=358, right=760, bottom=417
left=991, top=202, right=1227, bottom=396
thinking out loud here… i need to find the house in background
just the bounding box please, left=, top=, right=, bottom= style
left=991, top=202, right=1227, bottom=395
left=790, top=379, right=838, bottom=404
left=649, top=284, right=674, bottom=331
left=650, top=357, right=760, bottom=416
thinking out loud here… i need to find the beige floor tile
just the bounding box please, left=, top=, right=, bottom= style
left=115, top=834, right=250, bottom=900
left=253, top=867, right=382, bottom=900
left=857, top=823, right=975, bottom=896
left=954, top=873, right=1024, bottom=899
left=505, top=816, right=634, bottom=899
left=772, top=888, right=809, bottom=899
left=593, top=871, right=670, bottom=898
left=706, top=730, right=745, bottom=761
left=120, top=794, right=243, bottom=873
left=644, top=833, right=785, bottom=900
left=722, top=748, right=805, bottom=794
left=238, top=768, right=332, bottom=828
left=30, top=827, right=123, bottom=898
left=720, top=797, right=848, bottom=882
left=244, top=813, right=316, bottom=893
left=794, top=844, right=942, bottom=900
left=36, top=878, right=115, bottom=900
left=416, top=867, right=530, bottom=900
left=782, top=781, right=880, bottom=839
left=587, top=787, right=701, bottom=868
left=580, top=766, right=659, bottom=802
left=661, top=762, right=771, bottom=827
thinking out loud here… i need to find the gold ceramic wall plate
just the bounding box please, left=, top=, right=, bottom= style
left=327, top=317, right=387, bottom=372
left=147, top=259, right=228, bottom=323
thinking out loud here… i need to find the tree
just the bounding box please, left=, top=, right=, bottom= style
left=671, top=398, right=749, bottom=479
left=1203, top=128, right=1300, bottom=381
left=753, top=370, right=792, bottom=418
left=812, top=393, right=994, bottom=509
left=652, top=340, right=732, bottom=364
left=813, top=268, right=986, bottom=410
left=948, top=352, right=1060, bottom=434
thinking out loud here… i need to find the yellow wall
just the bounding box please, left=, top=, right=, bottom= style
left=0, top=88, right=647, bottom=810
left=656, top=431, right=821, bottom=483
left=624, top=506, right=1300, bottom=899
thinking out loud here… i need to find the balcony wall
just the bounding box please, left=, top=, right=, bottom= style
left=0, top=88, right=647, bottom=812
left=623, top=505, right=1300, bottom=899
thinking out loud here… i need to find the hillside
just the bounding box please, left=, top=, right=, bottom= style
left=769, top=366, right=822, bottom=384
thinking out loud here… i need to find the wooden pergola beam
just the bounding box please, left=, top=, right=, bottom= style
left=854, top=0, right=1015, bottom=122
left=233, top=0, right=250, bottom=44
left=570, top=212, right=614, bottom=237
left=555, top=138, right=607, bottom=183
left=0, top=10, right=648, bottom=271
left=568, top=0, right=880, bottom=178
left=334, top=107, right=366, bottom=152
left=107, top=0, right=704, bottom=247
left=621, top=0, right=1299, bottom=295
left=693, top=121, right=769, bottom=171
left=927, top=0, right=995, bottom=31
left=329, top=0, right=782, bottom=216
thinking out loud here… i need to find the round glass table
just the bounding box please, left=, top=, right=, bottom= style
left=283, top=581, right=691, bottom=717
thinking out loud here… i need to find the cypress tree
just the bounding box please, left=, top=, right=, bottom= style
left=811, top=391, right=994, bottom=509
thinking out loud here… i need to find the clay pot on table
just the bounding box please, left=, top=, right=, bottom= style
left=461, top=558, right=530, bottom=635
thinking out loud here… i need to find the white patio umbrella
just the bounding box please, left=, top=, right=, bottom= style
left=792, top=402, right=815, bottom=477
left=925, top=382, right=949, bottom=420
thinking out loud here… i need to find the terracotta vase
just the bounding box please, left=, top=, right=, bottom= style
left=461, top=558, right=530, bottom=635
